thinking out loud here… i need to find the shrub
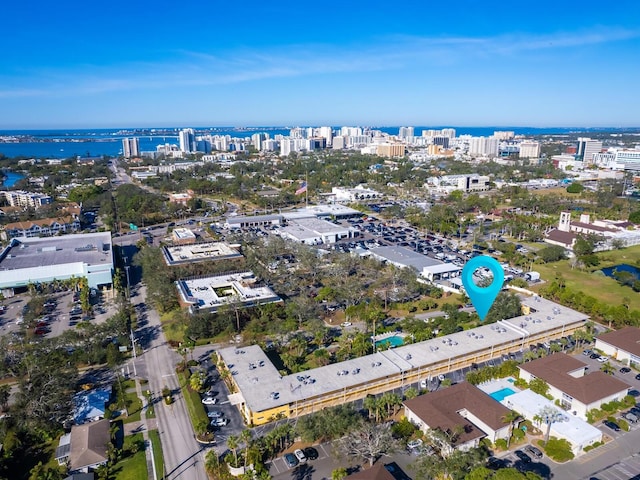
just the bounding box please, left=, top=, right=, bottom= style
left=618, top=418, right=630, bottom=431
left=512, top=428, right=525, bottom=442
left=583, top=441, right=603, bottom=452
left=494, top=438, right=508, bottom=450
left=542, top=437, right=574, bottom=462
left=391, top=418, right=417, bottom=440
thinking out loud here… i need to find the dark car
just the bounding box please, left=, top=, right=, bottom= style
left=629, top=389, right=640, bottom=397
left=635, top=373, right=640, bottom=381
left=620, top=367, right=632, bottom=374
left=487, top=457, right=508, bottom=470
left=630, top=406, right=640, bottom=416
left=284, top=453, right=299, bottom=468
left=604, top=420, right=620, bottom=431
left=514, top=450, right=531, bottom=464
left=525, top=445, right=543, bottom=459
left=590, top=353, right=600, bottom=359
left=303, top=447, right=319, bottom=461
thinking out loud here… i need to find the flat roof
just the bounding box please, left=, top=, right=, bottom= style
left=287, top=204, right=362, bottom=218
left=163, top=242, right=243, bottom=266
left=177, top=271, right=281, bottom=310
left=281, top=217, right=351, bottom=237
left=369, top=246, right=442, bottom=271
left=172, top=227, right=196, bottom=239
left=0, top=232, right=112, bottom=270
left=596, top=327, right=640, bottom=357
left=502, top=390, right=602, bottom=447
left=219, top=296, right=588, bottom=413
left=226, top=214, right=283, bottom=225
left=519, top=353, right=630, bottom=404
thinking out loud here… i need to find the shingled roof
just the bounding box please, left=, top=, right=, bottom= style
left=597, top=327, right=640, bottom=357
left=403, top=382, right=510, bottom=446
left=519, top=353, right=630, bottom=404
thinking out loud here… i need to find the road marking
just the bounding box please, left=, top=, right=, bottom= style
left=162, top=374, right=174, bottom=377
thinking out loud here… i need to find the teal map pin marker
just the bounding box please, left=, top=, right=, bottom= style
left=461, top=255, right=504, bottom=321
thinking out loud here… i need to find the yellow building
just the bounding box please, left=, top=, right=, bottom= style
left=217, top=296, right=587, bottom=426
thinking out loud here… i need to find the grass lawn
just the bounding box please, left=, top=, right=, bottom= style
left=123, top=391, right=143, bottom=423
left=160, top=310, right=187, bottom=344
left=113, top=433, right=147, bottom=480
left=532, top=245, right=640, bottom=311
left=176, top=370, right=209, bottom=430
left=148, top=429, right=165, bottom=479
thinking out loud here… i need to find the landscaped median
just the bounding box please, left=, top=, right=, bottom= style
left=148, top=429, right=165, bottom=479
left=175, top=366, right=212, bottom=442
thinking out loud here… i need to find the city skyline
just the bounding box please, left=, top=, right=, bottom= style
left=2, top=0, right=640, bottom=129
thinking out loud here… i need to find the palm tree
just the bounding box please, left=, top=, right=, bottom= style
left=501, top=410, right=521, bottom=448
left=332, top=467, right=347, bottom=480
left=227, top=434, right=240, bottom=466
left=240, top=429, right=252, bottom=466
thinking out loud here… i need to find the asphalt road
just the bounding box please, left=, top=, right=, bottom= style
left=132, top=284, right=209, bottom=480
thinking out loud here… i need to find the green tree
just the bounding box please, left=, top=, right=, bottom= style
left=566, top=183, right=584, bottom=193
left=537, top=245, right=567, bottom=263
left=529, top=378, right=549, bottom=397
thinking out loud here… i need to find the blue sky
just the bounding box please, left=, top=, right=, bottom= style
left=2, top=0, right=640, bottom=128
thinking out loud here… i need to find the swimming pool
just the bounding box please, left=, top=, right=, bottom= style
left=489, top=387, right=516, bottom=402
left=375, top=335, right=404, bottom=349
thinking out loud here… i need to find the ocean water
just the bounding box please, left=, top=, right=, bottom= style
left=0, top=126, right=631, bottom=158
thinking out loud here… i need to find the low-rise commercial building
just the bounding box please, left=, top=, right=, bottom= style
left=0, top=232, right=114, bottom=292
left=171, top=227, right=197, bottom=245
left=162, top=241, right=243, bottom=266
left=277, top=217, right=353, bottom=245
left=176, top=271, right=282, bottom=314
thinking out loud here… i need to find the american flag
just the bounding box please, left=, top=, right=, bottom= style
left=295, top=181, right=307, bottom=195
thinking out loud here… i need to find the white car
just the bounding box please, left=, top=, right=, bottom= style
left=597, top=356, right=609, bottom=363
left=407, top=439, right=423, bottom=450
left=211, top=417, right=229, bottom=427
left=294, top=449, right=307, bottom=463
left=207, top=410, right=224, bottom=418
left=202, top=397, right=218, bottom=405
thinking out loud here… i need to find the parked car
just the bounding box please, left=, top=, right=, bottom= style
left=582, top=349, right=593, bottom=356
left=407, top=439, right=423, bottom=450
left=303, top=447, right=319, bottom=460
left=294, top=449, right=307, bottom=463
left=604, top=420, right=620, bottom=432
left=514, top=450, right=532, bottom=464
left=211, top=417, right=229, bottom=427
left=589, top=353, right=600, bottom=359
left=624, top=412, right=638, bottom=423
left=597, top=356, right=609, bottom=363
left=629, top=389, right=640, bottom=397
left=525, top=445, right=543, bottom=459
left=284, top=453, right=299, bottom=468
left=635, top=373, right=640, bottom=381
left=202, top=397, right=218, bottom=405
left=620, top=367, right=632, bottom=374
left=207, top=410, right=224, bottom=418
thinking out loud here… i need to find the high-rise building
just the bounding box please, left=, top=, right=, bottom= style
left=469, top=136, right=498, bottom=157
left=576, top=138, right=603, bottom=164
left=179, top=128, right=196, bottom=153
left=493, top=131, right=515, bottom=141
left=519, top=141, right=541, bottom=159
left=122, top=137, right=140, bottom=158
left=398, top=126, right=414, bottom=140
left=319, top=126, right=333, bottom=146
left=441, top=128, right=456, bottom=138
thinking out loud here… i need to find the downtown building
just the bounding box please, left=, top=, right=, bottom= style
left=122, top=137, right=140, bottom=158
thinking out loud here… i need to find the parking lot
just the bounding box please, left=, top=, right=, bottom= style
left=0, top=289, right=117, bottom=340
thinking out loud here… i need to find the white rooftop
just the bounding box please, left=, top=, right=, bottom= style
left=501, top=389, right=602, bottom=451
left=163, top=242, right=242, bottom=265
left=219, top=296, right=588, bottom=413
left=176, top=271, right=281, bottom=311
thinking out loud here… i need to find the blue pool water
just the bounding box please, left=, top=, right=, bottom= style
left=507, top=378, right=515, bottom=383
left=489, top=387, right=516, bottom=402
left=375, top=335, right=404, bottom=349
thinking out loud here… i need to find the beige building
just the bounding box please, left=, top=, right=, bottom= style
left=376, top=143, right=405, bottom=158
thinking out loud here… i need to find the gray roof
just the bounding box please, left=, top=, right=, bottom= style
left=0, top=232, right=112, bottom=270
left=219, top=296, right=588, bottom=413
left=369, top=246, right=442, bottom=271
